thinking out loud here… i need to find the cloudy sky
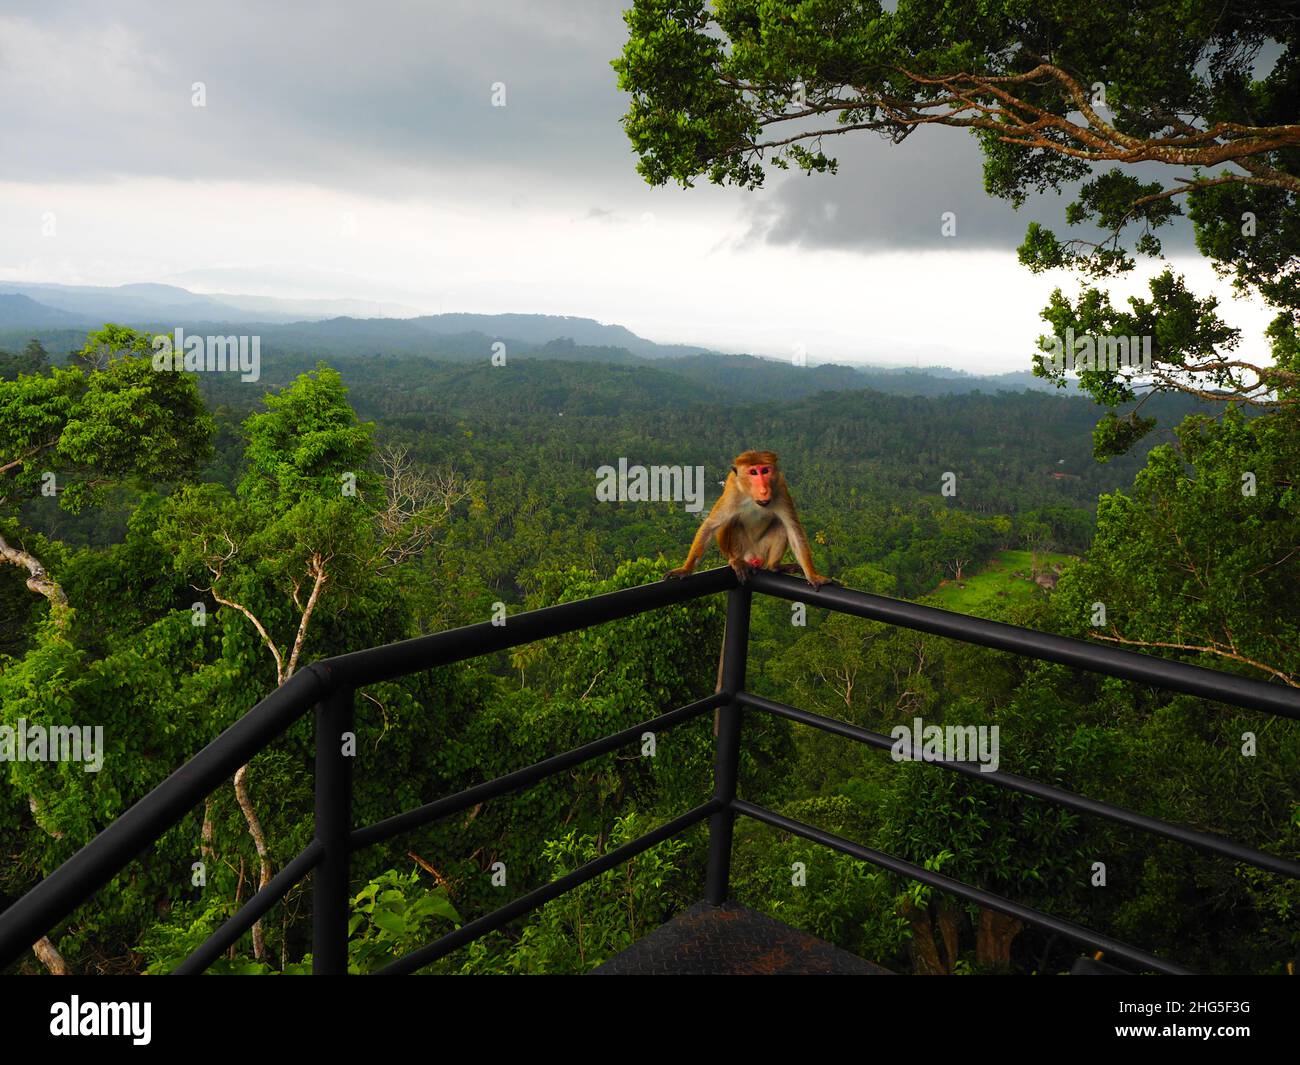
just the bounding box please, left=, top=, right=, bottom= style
left=0, top=0, right=1273, bottom=371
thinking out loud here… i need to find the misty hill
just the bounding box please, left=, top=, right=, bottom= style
left=0, top=279, right=1071, bottom=397
left=403, top=313, right=711, bottom=359
left=0, top=294, right=81, bottom=327
left=633, top=352, right=1070, bottom=399
left=0, top=282, right=240, bottom=323
left=0, top=283, right=718, bottom=359
left=185, top=292, right=427, bottom=320
left=208, top=314, right=715, bottom=361
left=515, top=337, right=644, bottom=365
left=0, top=282, right=421, bottom=326
left=0, top=283, right=715, bottom=354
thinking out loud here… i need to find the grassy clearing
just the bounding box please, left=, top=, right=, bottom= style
left=920, top=549, right=1076, bottom=615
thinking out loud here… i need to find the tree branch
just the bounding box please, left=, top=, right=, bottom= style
left=1090, top=629, right=1297, bottom=687
left=284, top=554, right=328, bottom=681
left=0, top=530, right=70, bottom=623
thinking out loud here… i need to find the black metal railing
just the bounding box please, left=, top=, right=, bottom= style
left=1, top=566, right=1297, bottom=975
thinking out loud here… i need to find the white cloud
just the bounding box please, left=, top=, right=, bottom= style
left=0, top=176, right=1274, bottom=374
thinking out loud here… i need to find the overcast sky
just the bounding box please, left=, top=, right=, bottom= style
left=0, top=0, right=1273, bottom=371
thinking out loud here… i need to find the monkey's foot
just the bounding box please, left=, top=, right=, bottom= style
left=664, top=568, right=691, bottom=581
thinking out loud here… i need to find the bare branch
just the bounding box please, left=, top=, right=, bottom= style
left=210, top=584, right=285, bottom=685
left=1090, top=629, right=1297, bottom=688
left=373, top=444, right=468, bottom=568
left=284, top=553, right=329, bottom=680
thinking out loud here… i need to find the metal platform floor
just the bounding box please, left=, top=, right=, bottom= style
left=590, top=900, right=894, bottom=975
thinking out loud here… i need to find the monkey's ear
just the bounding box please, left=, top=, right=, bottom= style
left=730, top=466, right=737, bottom=475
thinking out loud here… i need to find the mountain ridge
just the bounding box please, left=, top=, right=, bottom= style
left=0, top=280, right=1066, bottom=395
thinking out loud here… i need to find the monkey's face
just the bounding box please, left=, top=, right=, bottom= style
left=744, top=463, right=774, bottom=506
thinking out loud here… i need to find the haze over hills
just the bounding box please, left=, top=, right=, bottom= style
left=0, top=293, right=84, bottom=327
left=0, top=279, right=1069, bottom=396
left=0, top=281, right=404, bottom=325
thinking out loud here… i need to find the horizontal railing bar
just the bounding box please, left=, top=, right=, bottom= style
left=746, top=571, right=1300, bottom=722
left=172, top=841, right=325, bottom=976
left=351, top=692, right=725, bottom=852
left=374, top=801, right=717, bottom=975
left=732, top=798, right=1193, bottom=975
left=321, top=567, right=736, bottom=689
left=738, top=692, right=1300, bottom=879
left=0, top=663, right=332, bottom=967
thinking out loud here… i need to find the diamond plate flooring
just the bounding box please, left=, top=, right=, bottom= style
left=590, top=900, right=894, bottom=975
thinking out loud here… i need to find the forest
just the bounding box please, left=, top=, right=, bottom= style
left=1, top=322, right=1296, bottom=975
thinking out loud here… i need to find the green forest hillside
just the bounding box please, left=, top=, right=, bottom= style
left=2, top=325, right=1296, bottom=977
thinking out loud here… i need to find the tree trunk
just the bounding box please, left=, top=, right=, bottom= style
left=33, top=935, right=68, bottom=974
left=201, top=795, right=215, bottom=862
left=233, top=763, right=272, bottom=961
left=935, top=900, right=961, bottom=971
left=975, top=907, right=1023, bottom=969
left=900, top=898, right=951, bottom=974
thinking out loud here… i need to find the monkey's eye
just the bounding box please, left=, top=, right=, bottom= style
left=748, top=468, right=758, bottom=476
left=759, top=467, right=770, bottom=475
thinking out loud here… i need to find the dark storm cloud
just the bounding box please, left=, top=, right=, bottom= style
left=1, top=0, right=1197, bottom=252
left=742, top=122, right=1198, bottom=253
left=0, top=0, right=636, bottom=194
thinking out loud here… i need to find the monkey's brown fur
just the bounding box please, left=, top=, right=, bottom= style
left=666, top=449, right=830, bottom=588
left=666, top=451, right=831, bottom=732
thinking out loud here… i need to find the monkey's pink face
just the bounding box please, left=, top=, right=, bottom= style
left=746, top=465, right=774, bottom=506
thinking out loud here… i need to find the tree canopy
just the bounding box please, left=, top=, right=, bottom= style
left=614, top=0, right=1299, bottom=445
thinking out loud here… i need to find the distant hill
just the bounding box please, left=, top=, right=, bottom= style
left=0, top=281, right=425, bottom=326
left=0, top=294, right=82, bottom=327
left=0, top=284, right=717, bottom=354
left=233, top=314, right=715, bottom=361
left=404, top=313, right=711, bottom=359
left=660, top=352, right=1069, bottom=399
left=862, top=363, right=1066, bottom=392
left=515, top=337, right=645, bottom=365
left=0, top=282, right=238, bottom=323
left=665, top=352, right=866, bottom=396
left=0, top=280, right=1072, bottom=397
left=202, top=292, right=427, bottom=320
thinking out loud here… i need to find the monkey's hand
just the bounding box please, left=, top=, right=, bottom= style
left=664, top=567, right=692, bottom=580
left=806, top=573, right=835, bottom=590
left=729, top=558, right=751, bottom=584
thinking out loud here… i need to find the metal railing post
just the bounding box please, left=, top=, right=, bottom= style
left=313, top=685, right=354, bottom=974
left=706, top=586, right=751, bottom=904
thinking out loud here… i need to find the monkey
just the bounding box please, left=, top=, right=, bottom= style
left=665, top=449, right=831, bottom=589
left=665, top=450, right=831, bottom=730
